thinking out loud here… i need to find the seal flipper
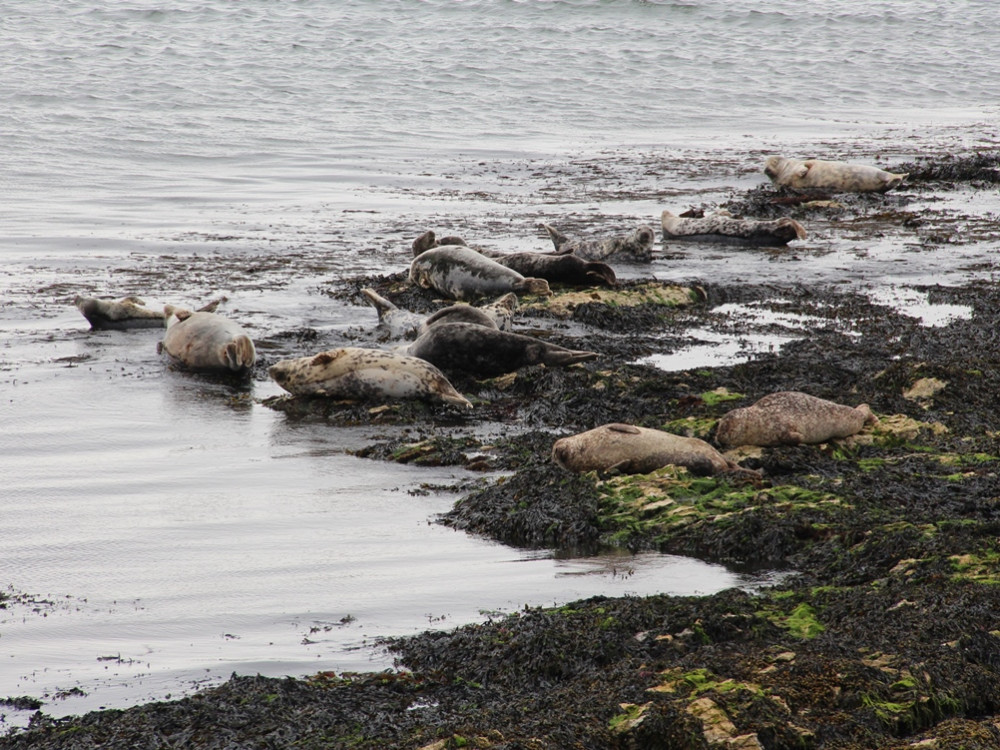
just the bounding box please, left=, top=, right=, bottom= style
left=584, top=261, right=617, bottom=287
left=538, top=347, right=598, bottom=368
left=361, top=288, right=399, bottom=323
left=542, top=223, right=572, bottom=253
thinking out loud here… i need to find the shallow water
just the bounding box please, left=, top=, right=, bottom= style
left=2, top=0, right=999, bottom=727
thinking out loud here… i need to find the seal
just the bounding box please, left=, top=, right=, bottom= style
left=661, top=209, right=807, bottom=245
left=157, top=310, right=256, bottom=375
left=715, top=391, right=878, bottom=447
left=410, top=244, right=551, bottom=300
left=406, top=322, right=597, bottom=378
left=74, top=295, right=166, bottom=330
left=411, top=230, right=615, bottom=287
left=551, top=423, right=746, bottom=476
left=360, top=288, right=425, bottom=340
left=268, top=347, right=472, bottom=410
left=543, top=223, right=655, bottom=262
left=764, top=155, right=908, bottom=193
left=419, top=303, right=500, bottom=333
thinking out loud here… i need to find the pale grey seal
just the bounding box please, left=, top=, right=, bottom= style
left=410, top=244, right=551, bottom=301
left=74, top=296, right=166, bottom=330
left=268, top=347, right=472, bottom=410
left=406, top=322, right=597, bottom=378
left=360, top=288, right=425, bottom=340
left=715, top=391, right=878, bottom=447
left=158, top=310, right=256, bottom=375
left=543, top=223, right=655, bottom=262
left=551, top=423, right=746, bottom=476
left=660, top=209, right=807, bottom=245
left=764, top=156, right=908, bottom=193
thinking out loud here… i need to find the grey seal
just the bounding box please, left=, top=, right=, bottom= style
left=543, top=223, right=655, bottom=262
left=660, top=209, right=807, bottom=245
left=410, top=244, right=551, bottom=301
left=360, top=288, right=425, bottom=340
left=361, top=288, right=518, bottom=340
left=74, top=296, right=166, bottom=330
left=715, top=391, right=878, bottom=447
left=406, top=322, right=597, bottom=378
left=269, top=347, right=472, bottom=410
left=551, top=423, right=747, bottom=476
left=764, top=156, right=908, bottom=193
left=157, top=310, right=256, bottom=375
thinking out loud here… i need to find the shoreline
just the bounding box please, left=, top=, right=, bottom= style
left=3, top=151, right=1000, bottom=748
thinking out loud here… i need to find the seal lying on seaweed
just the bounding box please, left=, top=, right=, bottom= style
left=715, top=391, right=878, bottom=447
left=661, top=209, right=806, bottom=245
left=543, top=223, right=655, bottom=262
left=764, top=155, right=908, bottom=193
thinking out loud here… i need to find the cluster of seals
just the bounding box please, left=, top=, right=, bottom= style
left=543, top=223, right=655, bottom=262
left=157, top=309, right=256, bottom=375
left=551, top=423, right=746, bottom=477
left=268, top=347, right=472, bottom=410
left=714, top=390, right=878, bottom=447
left=405, top=322, right=598, bottom=378
left=764, top=155, right=908, bottom=193
left=660, top=209, right=807, bottom=245
left=410, top=243, right=551, bottom=301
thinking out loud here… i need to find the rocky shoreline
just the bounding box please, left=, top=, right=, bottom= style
left=3, top=153, right=1000, bottom=748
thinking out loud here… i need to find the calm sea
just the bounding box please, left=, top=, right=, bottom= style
left=1, top=0, right=997, bottom=724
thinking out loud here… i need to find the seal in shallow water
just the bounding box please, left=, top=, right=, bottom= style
left=410, top=244, right=551, bottom=301
left=660, top=209, right=807, bottom=245
left=543, top=223, right=655, bottom=262
left=715, top=391, right=878, bottom=447
left=406, top=322, right=597, bottom=378
left=269, top=347, right=472, bottom=410
left=551, top=423, right=746, bottom=476
left=764, top=155, right=908, bottom=193
left=158, top=310, right=256, bottom=375
left=74, top=295, right=166, bottom=329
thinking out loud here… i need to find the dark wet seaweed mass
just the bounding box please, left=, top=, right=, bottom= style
left=6, top=152, right=1000, bottom=748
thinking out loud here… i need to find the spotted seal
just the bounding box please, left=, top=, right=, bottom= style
left=413, top=230, right=615, bottom=287
left=715, top=391, right=878, bottom=447
left=543, top=223, right=655, bottom=262
left=551, top=423, right=747, bottom=476
left=661, top=209, right=807, bottom=245
left=410, top=244, right=550, bottom=301
left=74, top=296, right=167, bottom=330
left=269, top=347, right=472, bottom=410
left=406, top=322, right=597, bottom=378
left=764, top=156, right=908, bottom=193
left=158, top=310, right=256, bottom=375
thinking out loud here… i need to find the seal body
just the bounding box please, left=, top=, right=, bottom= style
left=158, top=311, right=256, bottom=375
left=406, top=322, right=597, bottom=378
left=419, top=304, right=499, bottom=333
left=361, top=288, right=425, bottom=340
left=75, top=296, right=166, bottom=329
left=410, top=245, right=551, bottom=301
left=764, top=156, right=908, bottom=193
left=269, top=347, right=472, bottom=409
left=715, top=391, right=877, bottom=447
left=494, top=252, right=617, bottom=287
left=661, top=210, right=807, bottom=245
left=544, top=223, right=655, bottom=262
left=552, top=423, right=738, bottom=476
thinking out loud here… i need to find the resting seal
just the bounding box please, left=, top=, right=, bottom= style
left=412, top=230, right=615, bottom=287
left=410, top=244, right=551, bottom=301
left=269, top=347, right=472, bottom=410
left=715, top=391, right=878, bottom=447
left=75, top=296, right=166, bottom=330
left=764, top=156, right=908, bottom=193
left=158, top=310, right=256, bottom=375
left=406, top=322, right=597, bottom=378
left=552, top=423, right=746, bottom=476
left=661, top=209, right=807, bottom=245
left=361, top=288, right=518, bottom=340
left=543, top=223, right=655, bottom=262
left=360, top=288, right=425, bottom=340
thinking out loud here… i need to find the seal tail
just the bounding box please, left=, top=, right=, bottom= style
left=775, top=218, right=808, bottom=242
left=541, top=348, right=598, bottom=368
left=224, top=335, right=257, bottom=373
left=361, top=288, right=398, bottom=322
left=542, top=223, right=571, bottom=252
left=196, top=296, right=228, bottom=313
left=515, top=277, right=552, bottom=297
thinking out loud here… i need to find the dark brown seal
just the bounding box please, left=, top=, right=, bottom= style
left=406, top=322, right=597, bottom=378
